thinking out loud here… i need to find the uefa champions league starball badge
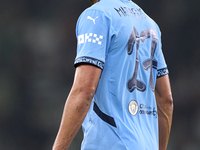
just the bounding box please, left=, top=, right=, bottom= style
left=128, top=100, right=138, bottom=116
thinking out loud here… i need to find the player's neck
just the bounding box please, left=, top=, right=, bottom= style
left=89, top=0, right=99, bottom=4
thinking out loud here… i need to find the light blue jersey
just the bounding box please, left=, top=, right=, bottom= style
left=74, top=0, right=168, bottom=149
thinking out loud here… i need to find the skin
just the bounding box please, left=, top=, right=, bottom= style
left=52, top=64, right=173, bottom=150
left=53, top=0, right=173, bottom=149
left=89, top=0, right=99, bottom=4
left=155, top=75, right=173, bottom=150
left=52, top=64, right=102, bottom=150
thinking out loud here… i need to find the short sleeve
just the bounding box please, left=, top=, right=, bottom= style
left=74, top=9, right=110, bottom=69
left=156, top=36, right=169, bottom=78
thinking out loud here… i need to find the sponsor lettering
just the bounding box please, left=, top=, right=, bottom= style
left=139, top=104, right=157, bottom=117
left=139, top=107, right=157, bottom=117
left=129, top=102, right=157, bottom=118
left=78, top=33, right=103, bottom=45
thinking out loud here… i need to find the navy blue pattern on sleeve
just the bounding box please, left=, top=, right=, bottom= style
left=74, top=56, right=104, bottom=69
left=157, top=67, right=169, bottom=78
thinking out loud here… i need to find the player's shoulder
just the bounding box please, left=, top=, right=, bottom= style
left=88, top=0, right=114, bottom=11
left=80, top=0, right=119, bottom=20
left=143, top=11, right=161, bottom=35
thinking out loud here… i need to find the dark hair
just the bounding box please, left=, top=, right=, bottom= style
left=89, top=0, right=95, bottom=4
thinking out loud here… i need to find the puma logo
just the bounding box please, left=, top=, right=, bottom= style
left=87, top=16, right=99, bottom=24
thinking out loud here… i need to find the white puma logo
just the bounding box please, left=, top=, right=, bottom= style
left=87, top=16, right=99, bottom=24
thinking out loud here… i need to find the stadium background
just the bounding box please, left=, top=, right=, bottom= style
left=0, top=0, right=199, bottom=149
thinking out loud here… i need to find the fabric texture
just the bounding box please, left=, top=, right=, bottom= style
left=74, top=0, right=168, bottom=149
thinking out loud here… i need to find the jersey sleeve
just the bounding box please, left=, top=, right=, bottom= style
left=74, top=9, right=111, bottom=69
left=156, top=36, right=169, bottom=78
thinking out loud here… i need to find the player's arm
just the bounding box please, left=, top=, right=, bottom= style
left=155, top=74, right=173, bottom=150
left=52, top=64, right=102, bottom=150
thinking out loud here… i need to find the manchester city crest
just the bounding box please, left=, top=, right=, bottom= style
left=128, top=100, right=138, bottom=116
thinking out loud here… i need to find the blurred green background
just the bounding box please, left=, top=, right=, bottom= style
left=0, top=0, right=200, bottom=149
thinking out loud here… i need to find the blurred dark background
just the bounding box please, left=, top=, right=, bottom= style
left=0, top=0, right=199, bottom=149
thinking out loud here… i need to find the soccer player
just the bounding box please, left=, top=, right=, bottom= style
left=53, top=0, right=173, bottom=149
